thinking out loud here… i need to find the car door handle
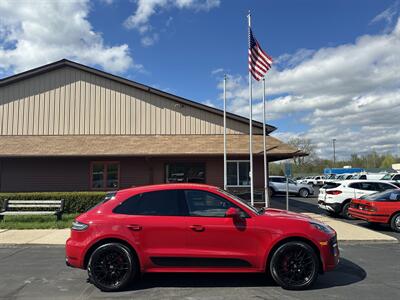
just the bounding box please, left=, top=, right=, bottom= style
left=189, top=225, right=205, bottom=232
left=127, top=224, right=142, bottom=231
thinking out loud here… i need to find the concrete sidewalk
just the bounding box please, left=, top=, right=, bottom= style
left=303, top=213, right=397, bottom=243
left=0, top=214, right=397, bottom=245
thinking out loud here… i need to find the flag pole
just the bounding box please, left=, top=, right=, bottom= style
left=248, top=11, right=254, bottom=206
left=262, top=77, right=270, bottom=208
left=223, top=74, right=227, bottom=191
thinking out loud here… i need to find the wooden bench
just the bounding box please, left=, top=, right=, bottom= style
left=0, top=199, right=65, bottom=221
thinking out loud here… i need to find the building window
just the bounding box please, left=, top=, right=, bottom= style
left=227, top=160, right=250, bottom=187
left=90, top=161, right=120, bottom=190
left=165, top=163, right=205, bottom=183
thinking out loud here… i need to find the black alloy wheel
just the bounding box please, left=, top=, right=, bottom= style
left=270, top=241, right=319, bottom=290
left=88, top=243, right=137, bottom=292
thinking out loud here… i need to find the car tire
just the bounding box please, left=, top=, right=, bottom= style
left=298, top=188, right=309, bottom=198
left=390, top=212, right=400, bottom=233
left=341, top=202, right=355, bottom=220
left=269, top=241, right=319, bottom=290
left=88, top=243, right=138, bottom=292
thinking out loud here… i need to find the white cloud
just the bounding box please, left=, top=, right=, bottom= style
left=370, top=1, right=399, bottom=32
left=124, top=0, right=220, bottom=45
left=0, top=0, right=136, bottom=75
left=218, top=17, right=400, bottom=159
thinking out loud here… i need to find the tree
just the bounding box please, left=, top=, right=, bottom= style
left=380, top=154, right=395, bottom=169
left=287, top=137, right=316, bottom=166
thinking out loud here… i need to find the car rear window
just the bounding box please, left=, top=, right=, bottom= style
left=322, top=182, right=340, bottom=189
left=85, top=191, right=117, bottom=212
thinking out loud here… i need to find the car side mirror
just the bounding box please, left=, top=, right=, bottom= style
left=225, top=207, right=241, bottom=219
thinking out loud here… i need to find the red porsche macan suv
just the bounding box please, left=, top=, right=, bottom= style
left=66, top=184, right=339, bottom=291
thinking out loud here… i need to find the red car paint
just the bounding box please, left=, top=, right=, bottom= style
left=66, top=184, right=338, bottom=274
left=349, top=192, right=400, bottom=224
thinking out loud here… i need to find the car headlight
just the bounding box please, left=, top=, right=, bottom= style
left=309, top=221, right=333, bottom=234
left=71, top=220, right=89, bottom=231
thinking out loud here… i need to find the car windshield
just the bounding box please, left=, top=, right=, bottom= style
left=218, top=189, right=260, bottom=215
left=381, top=174, right=392, bottom=180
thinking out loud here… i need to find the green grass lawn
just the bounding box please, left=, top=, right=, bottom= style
left=0, top=213, right=79, bottom=229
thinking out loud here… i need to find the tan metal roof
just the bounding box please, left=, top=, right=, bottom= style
left=0, top=135, right=304, bottom=161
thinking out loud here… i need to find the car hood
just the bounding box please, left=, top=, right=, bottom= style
left=262, top=208, right=313, bottom=222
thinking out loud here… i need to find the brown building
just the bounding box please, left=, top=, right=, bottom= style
left=0, top=59, right=301, bottom=193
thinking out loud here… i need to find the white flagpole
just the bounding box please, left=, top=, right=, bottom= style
left=248, top=11, right=254, bottom=206
left=263, top=77, right=269, bottom=208
left=223, top=74, right=227, bottom=190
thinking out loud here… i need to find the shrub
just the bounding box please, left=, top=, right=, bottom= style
left=0, top=191, right=107, bottom=213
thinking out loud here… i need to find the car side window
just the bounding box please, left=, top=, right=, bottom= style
left=356, top=182, right=378, bottom=191
left=349, top=183, right=360, bottom=189
left=113, top=190, right=184, bottom=216
left=377, top=182, right=396, bottom=192
left=184, top=190, right=248, bottom=218
left=393, top=175, right=400, bottom=181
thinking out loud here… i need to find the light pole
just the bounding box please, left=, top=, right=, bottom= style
left=332, top=139, right=336, bottom=167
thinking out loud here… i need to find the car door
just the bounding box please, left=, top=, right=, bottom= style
left=183, top=189, right=261, bottom=269
left=274, top=177, right=286, bottom=192
left=288, top=179, right=298, bottom=193
left=112, top=189, right=188, bottom=269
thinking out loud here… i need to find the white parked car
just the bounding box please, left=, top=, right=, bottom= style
left=269, top=176, right=314, bottom=198
left=318, top=180, right=400, bottom=219
left=298, top=175, right=325, bottom=186
left=381, top=173, right=400, bottom=181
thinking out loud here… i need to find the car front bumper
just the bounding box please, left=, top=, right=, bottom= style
left=318, top=201, right=342, bottom=214
left=319, top=234, right=340, bottom=272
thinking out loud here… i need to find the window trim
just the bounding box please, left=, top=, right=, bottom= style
left=226, top=160, right=250, bottom=187
left=90, top=161, right=120, bottom=191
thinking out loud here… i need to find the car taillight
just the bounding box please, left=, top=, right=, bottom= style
left=361, top=205, right=377, bottom=212
left=326, top=190, right=342, bottom=195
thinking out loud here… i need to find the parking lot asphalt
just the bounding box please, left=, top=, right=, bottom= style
left=268, top=188, right=400, bottom=241
left=0, top=243, right=399, bottom=299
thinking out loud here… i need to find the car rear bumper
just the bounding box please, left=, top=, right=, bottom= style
left=318, top=201, right=341, bottom=213
left=348, top=208, right=390, bottom=223
left=65, top=237, right=86, bottom=269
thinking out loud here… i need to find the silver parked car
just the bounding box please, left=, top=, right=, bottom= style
left=269, top=176, right=314, bottom=198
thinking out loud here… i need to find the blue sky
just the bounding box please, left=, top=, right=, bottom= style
left=0, top=0, right=399, bottom=158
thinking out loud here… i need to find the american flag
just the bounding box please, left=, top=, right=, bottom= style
left=248, top=28, right=272, bottom=81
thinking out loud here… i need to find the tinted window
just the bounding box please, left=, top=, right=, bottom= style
left=359, top=175, right=367, bottom=179
left=349, top=183, right=360, bottom=189
left=377, top=182, right=396, bottom=192
left=355, top=182, right=378, bottom=191
left=365, top=190, right=400, bottom=201
left=272, top=177, right=285, bottom=183
left=184, top=190, right=246, bottom=218
left=114, top=190, right=183, bottom=216
left=393, top=175, right=400, bottom=181
left=323, top=182, right=341, bottom=189
left=166, top=163, right=205, bottom=183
